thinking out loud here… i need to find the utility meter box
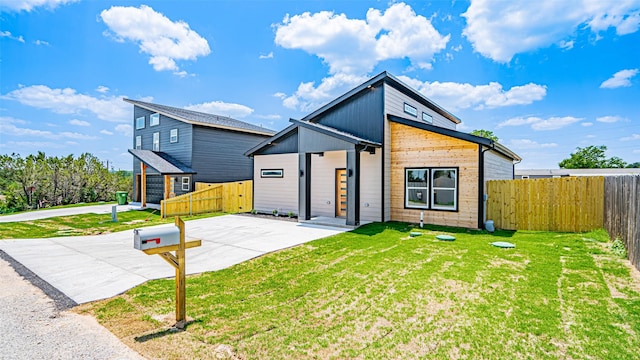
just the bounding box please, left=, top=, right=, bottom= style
left=134, top=226, right=180, bottom=250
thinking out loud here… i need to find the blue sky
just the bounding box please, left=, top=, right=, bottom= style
left=1, top=0, right=639, bottom=170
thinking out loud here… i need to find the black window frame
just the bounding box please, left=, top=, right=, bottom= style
left=403, top=102, right=418, bottom=117
left=261, top=169, right=284, bottom=178
left=404, top=166, right=459, bottom=212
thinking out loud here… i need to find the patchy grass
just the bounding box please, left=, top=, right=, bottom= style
left=0, top=201, right=117, bottom=216
left=0, top=210, right=225, bottom=239
left=78, top=223, right=640, bottom=359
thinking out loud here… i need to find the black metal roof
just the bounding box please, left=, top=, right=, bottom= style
left=388, top=115, right=521, bottom=161
left=302, top=71, right=462, bottom=125
left=128, top=149, right=196, bottom=174
left=291, top=119, right=381, bottom=147
left=123, top=98, right=276, bottom=136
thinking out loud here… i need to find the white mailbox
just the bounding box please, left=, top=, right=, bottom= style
left=134, top=226, right=180, bottom=250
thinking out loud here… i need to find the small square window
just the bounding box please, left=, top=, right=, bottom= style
left=135, top=136, right=142, bottom=149
left=404, top=103, right=417, bottom=117
left=170, top=129, right=178, bottom=143
left=135, top=116, right=145, bottom=129
left=182, top=177, right=190, bottom=191
left=150, top=113, right=160, bottom=126
left=261, top=169, right=283, bottom=178
left=422, top=112, right=433, bottom=124
left=152, top=132, right=159, bottom=151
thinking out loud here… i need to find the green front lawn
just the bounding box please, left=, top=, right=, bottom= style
left=79, top=223, right=640, bottom=359
left=0, top=210, right=224, bottom=239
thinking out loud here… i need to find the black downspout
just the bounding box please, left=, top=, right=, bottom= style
left=478, top=144, right=484, bottom=229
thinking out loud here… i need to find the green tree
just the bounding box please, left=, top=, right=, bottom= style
left=559, top=145, right=627, bottom=169
left=627, top=162, right=640, bottom=168
left=470, top=129, right=499, bottom=142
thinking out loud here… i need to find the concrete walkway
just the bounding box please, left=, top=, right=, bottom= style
left=0, top=204, right=139, bottom=223
left=0, top=215, right=345, bottom=304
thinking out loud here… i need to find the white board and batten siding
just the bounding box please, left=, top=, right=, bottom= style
left=253, top=154, right=298, bottom=214
left=360, top=150, right=382, bottom=222
left=384, top=83, right=456, bottom=130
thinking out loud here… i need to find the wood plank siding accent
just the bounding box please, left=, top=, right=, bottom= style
left=389, top=122, right=479, bottom=228
left=253, top=153, right=299, bottom=214
left=384, top=83, right=456, bottom=130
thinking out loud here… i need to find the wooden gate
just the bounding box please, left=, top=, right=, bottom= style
left=161, top=180, right=252, bottom=218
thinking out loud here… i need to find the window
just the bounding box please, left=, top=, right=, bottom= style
left=135, top=136, right=142, bottom=149
left=431, top=169, right=457, bottom=210
left=182, top=177, right=190, bottom=191
left=152, top=132, right=159, bottom=151
left=150, top=113, right=160, bottom=126
left=404, top=103, right=417, bottom=117
left=261, top=169, right=283, bottom=178
left=170, top=128, right=178, bottom=143
left=136, top=116, right=145, bottom=129
left=405, top=168, right=429, bottom=208
left=422, top=112, right=433, bottom=124
left=405, top=167, right=458, bottom=211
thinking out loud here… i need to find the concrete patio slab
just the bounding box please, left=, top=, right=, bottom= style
left=0, top=214, right=346, bottom=304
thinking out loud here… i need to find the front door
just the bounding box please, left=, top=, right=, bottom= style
left=335, top=169, right=347, bottom=217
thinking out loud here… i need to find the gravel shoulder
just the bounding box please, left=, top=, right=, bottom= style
left=0, top=253, right=145, bottom=360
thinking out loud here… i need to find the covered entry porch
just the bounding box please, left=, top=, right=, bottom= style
left=294, top=120, right=381, bottom=226
left=129, top=149, right=196, bottom=207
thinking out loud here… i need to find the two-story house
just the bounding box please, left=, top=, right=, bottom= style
left=245, top=72, right=521, bottom=229
left=126, top=99, right=275, bottom=206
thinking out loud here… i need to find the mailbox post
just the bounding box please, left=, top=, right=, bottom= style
left=134, top=216, right=201, bottom=329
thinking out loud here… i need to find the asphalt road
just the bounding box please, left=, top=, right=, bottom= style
left=0, top=204, right=139, bottom=223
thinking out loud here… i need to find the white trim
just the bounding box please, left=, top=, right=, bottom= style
left=135, top=135, right=142, bottom=149
left=150, top=113, right=160, bottom=126
left=181, top=177, right=190, bottom=191
left=170, top=128, right=178, bottom=143
left=135, top=116, right=145, bottom=129
left=152, top=132, right=159, bottom=151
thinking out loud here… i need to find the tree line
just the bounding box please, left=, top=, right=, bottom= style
left=0, top=152, right=132, bottom=213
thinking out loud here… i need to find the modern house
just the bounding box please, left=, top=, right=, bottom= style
left=246, top=72, right=521, bottom=229
left=126, top=99, right=275, bottom=206
left=515, top=168, right=640, bottom=179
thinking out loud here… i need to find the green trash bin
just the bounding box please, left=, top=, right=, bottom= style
left=116, top=191, right=128, bottom=205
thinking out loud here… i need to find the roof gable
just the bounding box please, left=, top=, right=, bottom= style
left=124, top=98, right=275, bottom=136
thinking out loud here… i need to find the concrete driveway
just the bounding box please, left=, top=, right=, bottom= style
left=0, top=215, right=345, bottom=304
left=0, top=204, right=139, bottom=223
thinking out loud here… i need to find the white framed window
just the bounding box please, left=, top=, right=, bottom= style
left=431, top=168, right=458, bottom=211
left=136, top=116, right=145, bottom=129
left=135, top=135, right=142, bottom=149
left=422, top=112, right=433, bottom=124
left=404, top=103, right=418, bottom=117
left=261, top=169, right=283, bottom=178
left=150, top=113, right=160, bottom=126
left=170, top=128, right=178, bottom=143
left=152, top=132, right=159, bottom=151
left=405, top=168, right=429, bottom=208
left=182, top=177, right=190, bottom=191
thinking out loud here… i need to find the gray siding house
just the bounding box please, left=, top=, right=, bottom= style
left=246, top=72, right=521, bottom=229
left=126, top=99, right=275, bottom=205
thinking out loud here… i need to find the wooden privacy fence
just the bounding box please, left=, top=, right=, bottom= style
left=161, top=180, right=252, bottom=218
left=604, top=176, right=639, bottom=272
left=486, top=176, right=604, bottom=232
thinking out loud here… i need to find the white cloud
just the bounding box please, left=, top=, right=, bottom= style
left=558, top=40, right=574, bottom=50
left=497, top=116, right=583, bottom=130
left=0, top=141, right=63, bottom=149
left=259, top=52, right=274, bottom=59
left=69, top=119, right=90, bottom=127
left=100, top=5, right=210, bottom=75
left=100, top=129, right=114, bottom=135
left=185, top=101, right=254, bottom=119
left=0, top=0, right=78, bottom=12
left=0, top=31, right=25, bottom=43
left=0, top=116, right=96, bottom=140
left=96, top=86, right=110, bottom=93
left=3, top=85, right=129, bottom=122
left=275, top=2, right=449, bottom=75
left=254, top=114, right=282, bottom=120
left=398, top=76, right=547, bottom=111
left=34, top=39, right=50, bottom=46
left=281, top=73, right=367, bottom=111
left=581, top=122, right=594, bottom=126
left=596, top=115, right=625, bottom=123
left=508, top=139, right=558, bottom=149
left=462, top=0, right=640, bottom=62
left=115, top=124, right=132, bottom=137
left=621, top=133, right=640, bottom=141
left=600, top=69, right=638, bottom=88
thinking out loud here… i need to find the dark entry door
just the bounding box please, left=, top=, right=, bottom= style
left=335, top=169, right=347, bottom=217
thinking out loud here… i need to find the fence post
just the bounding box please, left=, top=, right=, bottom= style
left=189, top=193, right=193, bottom=216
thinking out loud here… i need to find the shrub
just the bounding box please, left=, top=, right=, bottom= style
left=610, top=238, right=627, bottom=258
